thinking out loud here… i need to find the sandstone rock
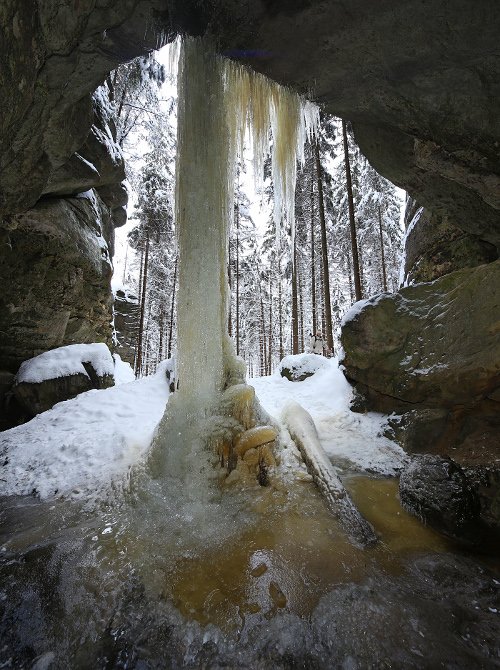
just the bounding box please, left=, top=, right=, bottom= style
left=402, top=203, right=497, bottom=285
left=113, top=288, right=139, bottom=367
left=0, top=192, right=114, bottom=374
left=399, top=455, right=481, bottom=541
left=0, top=0, right=166, bottom=217
left=341, top=260, right=500, bottom=410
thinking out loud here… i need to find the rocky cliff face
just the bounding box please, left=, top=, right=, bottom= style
left=0, top=89, right=126, bottom=374
left=402, top=199, right=497, bottom=286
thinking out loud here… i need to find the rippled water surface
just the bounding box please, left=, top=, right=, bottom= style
left=1, top=472, right=499, bottom=668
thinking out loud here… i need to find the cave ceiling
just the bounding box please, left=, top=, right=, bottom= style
left=1, top=0, right=499, bottom=246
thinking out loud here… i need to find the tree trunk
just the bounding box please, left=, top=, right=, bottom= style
left=378, top=205, right=388, bottom=292
left=314, top=139, right=334, bottom=355
left=291, top=235, right=299, bottom=355
left=235, top=206, right=240, bottom=356
left=259, top=289, right=267, bottom=376
left=310, top=162, right=317, bottom=335
left=268, top=275, right=273, bottom=374
left=346, top=251, right=355, bottom=304
left=278, top=272, right=284, bottom=360
left=228, top=232, right=232, bottom=337
left=342, top=119, right=362, bottom=302
left=158, top=303, right=166, bottom=364
left=135, top=233, right=150, bottom=377
left=167, top=255, right=177, bottom=359
left=298, top=271, right=304, bottom=354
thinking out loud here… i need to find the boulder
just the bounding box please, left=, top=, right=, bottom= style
left=279, top=353, right=328, bottom=382
left=399, top=455, right=481, bottom=541
left=12, top=343, right=115, bottom=416
left=341, top=260, right=500, bottom=410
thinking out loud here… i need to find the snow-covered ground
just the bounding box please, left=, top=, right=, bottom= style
left=252, top=357, right=408, bottom=476
left=0, top=355, right=406, bottom=501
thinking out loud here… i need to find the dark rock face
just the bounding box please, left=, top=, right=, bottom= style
left=399, top=455, right=481, bottom=540
left=0, top=193, right=114, bottom=374
left=113, top=289, right=140, bottom=367
left=13, top=370, right=114, bottom=418
left=403, top=200, right=497, bottom=285
left=0, top=0, right=167, bottom=218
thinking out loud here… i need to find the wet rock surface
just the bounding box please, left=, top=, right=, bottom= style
left=399, top=455, right=481, bottom=541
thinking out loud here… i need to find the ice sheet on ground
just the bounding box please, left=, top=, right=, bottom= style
left=15, top=343, right=115, bottom=385
left=251, top=356, right=408, bottom=476
left=0, top=363, right=170, bottom=499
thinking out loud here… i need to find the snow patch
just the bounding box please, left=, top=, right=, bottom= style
left=113, top=353, right=136, bottom=385
left=2, top=356, right=405, bottom=502
left=252, top=357, right=407, bottom=476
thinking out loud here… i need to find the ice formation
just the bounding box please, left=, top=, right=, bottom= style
left=170, top=36, right=318, bottom=406
left=150, top=38, right=319, bottom=509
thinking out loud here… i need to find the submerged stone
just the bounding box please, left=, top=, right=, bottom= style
left=399, top=454, right=481, bottom=542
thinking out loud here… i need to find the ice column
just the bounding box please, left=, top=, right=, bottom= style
left=175, top=39, right=234, bottom=406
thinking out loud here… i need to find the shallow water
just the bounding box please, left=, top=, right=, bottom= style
left=1, top=471, right=499, bottom=668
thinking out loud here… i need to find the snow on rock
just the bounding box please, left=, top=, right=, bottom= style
left=251, top=357, right=408, bottom=476
left=15, top=343, right=114, bottom=385
left=340, top=293, right=390, bottom=328
left=0, top=363, right=170, bottom=500
left=278, top=353, right=328, bottom=381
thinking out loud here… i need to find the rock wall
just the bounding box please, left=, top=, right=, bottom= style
left=0, top=89, right=127, bottom=373
left=113, top=288, right=140, bottom=367
left=402, top=198, right=497, bottom=286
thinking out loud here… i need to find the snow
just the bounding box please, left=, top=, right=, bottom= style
left=278, top=353, right=328, bottom=377
left=15, top=343, right=115, bottom=385
left=251, top=356, right=408, bottom=476
left=113, top=354, right=136, bottom=384
left=1, top=362, right=170, bottom=500
left=1, top=355, right=406, bottom=501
